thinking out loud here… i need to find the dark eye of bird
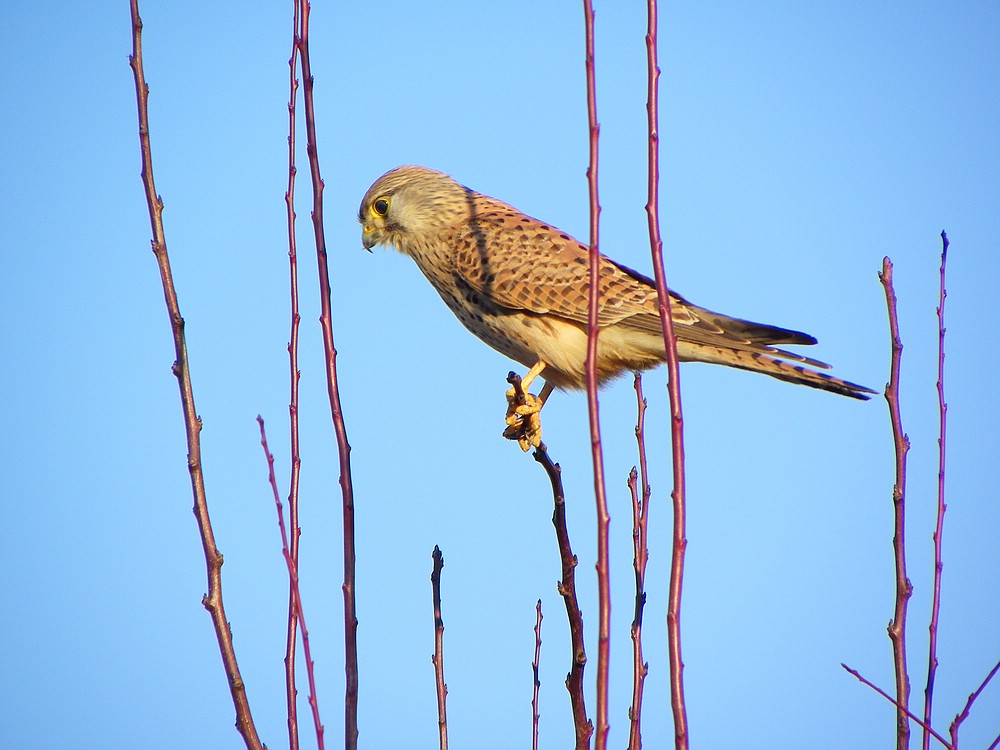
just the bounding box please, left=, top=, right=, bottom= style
left=373, top=197, right=389, bottom=216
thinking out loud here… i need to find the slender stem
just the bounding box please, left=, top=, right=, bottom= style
left=532, top=599, right=543, bottom=750
left=879, top=257, right=913, bottom=749
left=580, top=3, right=610, bottom=748
left=430, top=547, right=449, bottom=750
left=644, top=3, right=689, bottom=746
left=283, top=1, right=303, bottom=747
left=628, top=374, right=651, bottom=750
left=295, top=4, right=359, bottom=747
left=258, top=418, right=325, bottom=750
left=509, top=375, right=592, bottom=750
left=923, top=232, right=950, bottom=750
left=537, top=442, right=593, bottom=750
left=948, top=659, right=1000, bottom=746
left=841, top=664, right=953, bottom=749
left=128, top=5, right=262, bottom=748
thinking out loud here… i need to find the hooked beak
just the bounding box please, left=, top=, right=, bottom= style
left=361, top=225, right=376, bottom=252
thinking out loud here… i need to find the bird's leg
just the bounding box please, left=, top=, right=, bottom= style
left=504, top=362, right=551, bottom=451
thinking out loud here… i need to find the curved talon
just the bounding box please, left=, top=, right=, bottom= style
left=503, top=363, right=552, bottom=451
left=504, top=390, right=544, bottom=451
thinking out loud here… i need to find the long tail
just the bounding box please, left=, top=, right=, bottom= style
left=693, top=345, right=876, bottom=400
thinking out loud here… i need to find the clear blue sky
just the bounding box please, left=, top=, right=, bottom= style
left=2, top=2, right=998, bottom=748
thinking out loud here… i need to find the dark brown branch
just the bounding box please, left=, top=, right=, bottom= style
left=258, top=417, right=325, bottom=750
left=842, top=664, right=952, bottom=749
left=430, top=546, right=449, bottom=750
left=923, top=232, right=950, bottom=750
left=283, top=1, right=303, bottom=746
left=879, top=256, right=913, bottom=749
left=295, top=4, right=359, bottom=747
left=628, top=373, right=651, bottom=750
left=644, top=2, right=689, bottom=747
left=580, top=3, right=611, bottom=748
left=508, top=375, right=592, bottom=750
left=128, top=4, right=262, bottom=747
left=532, top=599, right=543, bottom=750
left=949, top=659, right=1000, bottom=746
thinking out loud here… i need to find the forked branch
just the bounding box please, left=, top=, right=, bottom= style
left=510, top=370, right=593, bottom=750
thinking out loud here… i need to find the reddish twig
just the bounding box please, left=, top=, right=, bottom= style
left=627, top=373, right=651, bottom=750
left=923, top=232, right=950, bottom=750
left=879, top=256, right=913, bottom=749
left=283, top=1, right=303, bottom=747
left=949, top=659, right=1000, bottom=747
left=128, top=5, right=262, bottom=748
left=644, top=2, right=689, bottom=746
left=430, top=546, right=449, bottom=750
left=532, top=599, right=543, bottom=750
left=258, top=417, right=325, bottom=750
left=580, top=3, right=611, bottom=748
left=509, top=376, right=592, bottom=750
left=842, top=664, right=952, bottom=749
left=295, top=4, right=360, bottom=747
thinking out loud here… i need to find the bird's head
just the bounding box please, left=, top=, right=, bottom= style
left=358, top=165, right=469, bottom=253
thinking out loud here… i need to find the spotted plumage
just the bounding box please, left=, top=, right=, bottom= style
left=359, top=165, right=874, bottom=404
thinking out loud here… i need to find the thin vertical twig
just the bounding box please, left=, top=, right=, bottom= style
left=510, top=371, right=592, bottom=750
left=430, top=546, right=449, bottom=750
left=923, top=231, right=950, bottom=750
left=258, top=417, right=325, bottom=750
left=627, top=373, right=651, bottom=750
left=880, top=256, right=913, bottom=749
left=128, top=5, right=262, bottom=748
left=295, top=3, right=360, bottom=747
left=532, top=599, right=543, bottom=750
left=283, top=1, right=303, bottom=747
left=643, top=2, right=689, bottom=746
left=580, top=2, right=611, bottom=748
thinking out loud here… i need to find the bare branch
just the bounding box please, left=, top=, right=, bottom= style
left=532, top=599, right=543, bottom=750
left=949, top=659, right=1000, bottom=746
left=510, top=382, right=593, bottom=750
left=258, top=417, right=325, bottom=750
left=128, top=4, right=262, bottom=747
left=580, top=2, right=610, bottom=748
left=923, top=231, right=950, bottom=750
left=430, top=546, right=449, bottom=750
left=841, top=664, right=952, bottom=749
left=879, top=256, right=913, bottom=749
left=294, top=3, right=360, bottom=746
left=283, top=1, right=303, bottom=746
left=643, top=2, right=689, bottom=746
left=628, top=374, right=651, bottom=750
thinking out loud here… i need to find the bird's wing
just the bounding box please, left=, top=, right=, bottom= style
left=449, top=196, right=832, bottom=368
left=448, top=197, right=664, bottom=328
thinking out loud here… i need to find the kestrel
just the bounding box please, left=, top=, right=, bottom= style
left=359, top=165, right=873, bottom=449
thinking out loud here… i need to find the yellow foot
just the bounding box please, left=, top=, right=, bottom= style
left=504, top=389, right=544, bottom=451
left=503, top=362, right=551, bottom=452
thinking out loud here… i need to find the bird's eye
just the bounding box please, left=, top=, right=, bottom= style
left=373, top=197, right=390, bottom=216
